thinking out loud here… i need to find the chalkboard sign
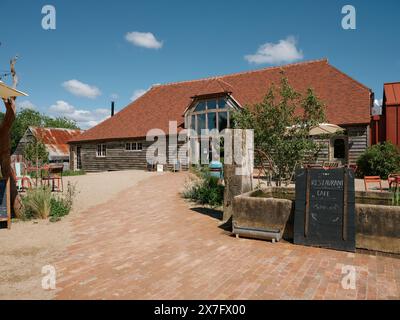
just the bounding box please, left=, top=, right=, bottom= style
left=0, top=178, right=11, bottom=229
left=294, top=168, right=355, bottom=252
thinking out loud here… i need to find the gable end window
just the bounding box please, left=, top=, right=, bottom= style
left=125, top=142, right=143, bottom=151
left=96, top=144, right=106, bottom=157
left=188, top=97, right=232, bottom=133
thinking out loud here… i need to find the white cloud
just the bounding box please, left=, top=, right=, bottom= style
left=125, top=31, right=163, bottom=49
left=372, top=99, right=383, bottom=116
left=374, top=99, right=383, bottom=108
left=62, top=79, right=101, bottom=99
left=48, top=100, right=110, bottom=129
left=17, top=100, right=36, bottom=110
left=95, top=108, right=110, bottom=115
left=245, top=36, right=304, bottom=65
left=130, top=89, right=147, bottom=101
left=49, top=100, right=75, bottom=113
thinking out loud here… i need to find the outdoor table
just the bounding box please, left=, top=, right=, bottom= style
left=41, top=165, right=64, bottom=192
left=26, top=165, right=50, bottom=187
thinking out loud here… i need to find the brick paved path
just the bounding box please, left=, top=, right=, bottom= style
left=55, top=172, right=400, bottom=299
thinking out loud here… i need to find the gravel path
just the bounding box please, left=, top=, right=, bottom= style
left=0, top=170, right=157, bottom=300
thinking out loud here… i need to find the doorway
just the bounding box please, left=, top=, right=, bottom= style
left=76, top=146, right=82, bottom=170
left=330, top=137, right=348, bottom=164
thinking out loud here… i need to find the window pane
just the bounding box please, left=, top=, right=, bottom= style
left=194, top=101, right=206, bottom=112
left=132, top=143, right=137, bottom=150
left=218, top=112, right=228, bottom=131
left=99, top=144, right=106, bottom=156
left=207, top=99, right=217, bottom=110
left=191, top=115, right=196, bottom=130
left=137, top=143, right=142, bottom=150
left=125, top=143, right=131, bottom=150
left=208, top=112, right=217, bottom=130
left=197, top=113, right=206, bottom=135
left=218, top=98, right=226, bottom=109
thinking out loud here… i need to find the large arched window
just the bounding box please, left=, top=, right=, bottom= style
left=187, top=97, right=233, bottom=135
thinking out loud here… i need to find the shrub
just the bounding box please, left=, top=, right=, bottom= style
left=21, top=182, right=76, bottom=221
left=21, top=187, right=52, bottom=219
left=392, top=188, right=400, bottom=206
left=29, top=169, right=85, bottom=178
left=62, top=170, right=86, bottom=176
left=183, top=171, right=224, bottom=207
left=49, top=198, right=70, bottom=222
left=49, top=182, right=76, bottom=222
left=356, top=142, right=400, bottom=179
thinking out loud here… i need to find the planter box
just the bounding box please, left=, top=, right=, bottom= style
left=232, top=186, right=400, bottom=254
left=232, top=189, right=294, bottom=242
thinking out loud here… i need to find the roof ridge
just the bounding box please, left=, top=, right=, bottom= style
left=152, top=59, right=329, bottom=88
left=29, top=126, right=82, bottom=132
left=384, top=82, right=400, bottom=85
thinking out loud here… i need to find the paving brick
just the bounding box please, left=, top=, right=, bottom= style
left=55, top=172, right=400, bottom=300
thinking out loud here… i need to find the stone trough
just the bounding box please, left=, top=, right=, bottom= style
left=232, top=186, right=400, bottom=254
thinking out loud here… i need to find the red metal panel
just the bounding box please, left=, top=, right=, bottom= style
left=385, top=106, right=399, bottom=146
left=30, top=127, right=83, bottom=157
left=384, top=83, right=400, bottom=106
left=398, top=106, right=400, bottom=146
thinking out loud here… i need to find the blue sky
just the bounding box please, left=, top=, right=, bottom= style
left=0, top=0, right=399, bottom=128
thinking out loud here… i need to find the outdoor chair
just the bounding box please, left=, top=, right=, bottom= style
left=364, top=176, right=383, bottom=192
left=147, top=161, right=156, bottom=171
left=348, top=164, right=358, bottom=174
left=388, top=173, right=400, bottom=189
left=13, top=162, right=32, bottom=191
left=41, top=164, right=64, bottom=192
left=172, top=161, right=181, bottom=172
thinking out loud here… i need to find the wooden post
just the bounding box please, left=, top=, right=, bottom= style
left=342, top=168, right=348, bottom=241
left=6, top=177, right=11, bottom=229
left=0, top=178, right=11, bottom=229
left=304, top=168, right=310, bottom=237
left=223, top=129, right=254, bottom=223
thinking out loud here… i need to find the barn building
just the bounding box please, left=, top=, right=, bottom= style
left=68, top=59, right=374, bottom=172
left=14, top=126, right=83, bottom=170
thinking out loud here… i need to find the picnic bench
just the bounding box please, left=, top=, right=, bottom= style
left=364, top=176, right=383, bottom=192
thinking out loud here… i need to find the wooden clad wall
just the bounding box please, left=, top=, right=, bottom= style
left=345, top=125, right=368, bottom=164
left=73, top=137, right=189, bottom=172
left=72, top=125, right=368, bottom=172
left=305, top=125, right=368, bottom=165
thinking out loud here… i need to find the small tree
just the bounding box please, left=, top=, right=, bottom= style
left=11, top=109, right=42, bottom=152
left=43, top=115, right=78, bottom=130
left=10, top=109, right=80, bottom=153
left=24, top=140, right=49, bottom=185
left=356, top=142, right=400, bottom=179
left=232, top=75, right=326, bottom=186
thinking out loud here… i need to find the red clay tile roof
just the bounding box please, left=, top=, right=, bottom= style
left=69, top=59, right=372, bottom=143
left=30, top=126, right=83, bottom=157
left=384, top=82, right=400, bottom=106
